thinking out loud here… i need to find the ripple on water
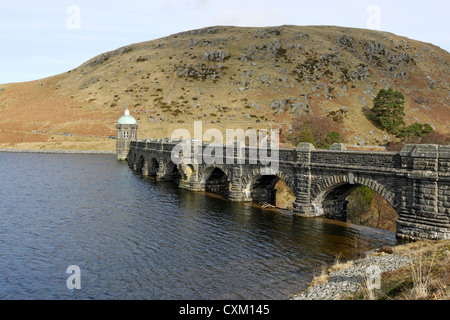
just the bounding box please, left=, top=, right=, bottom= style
left=0, top=153, right=399, bottom=299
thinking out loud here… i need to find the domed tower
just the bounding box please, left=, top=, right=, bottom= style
left=116, top=108, right=138, bottom=161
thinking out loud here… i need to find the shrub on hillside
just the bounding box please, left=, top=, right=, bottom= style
left=367, top=88, right=435, bottom=140
left=397, top=123, right=434, bottom=139
left=386, top=131, right=450, bottom=151
left=368, top=88, right=406, bottom=136
left=284, top=114, right=344, bottom=149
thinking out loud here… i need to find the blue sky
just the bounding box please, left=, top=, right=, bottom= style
left=1, top=0, right=448, bottom=84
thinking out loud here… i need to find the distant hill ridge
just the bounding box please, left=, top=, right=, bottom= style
left=0, top=25, right=448, bottom=150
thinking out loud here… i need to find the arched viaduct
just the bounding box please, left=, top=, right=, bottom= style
left=126, top=139, right=450, bottom=241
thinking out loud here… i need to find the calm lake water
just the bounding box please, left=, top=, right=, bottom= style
left=0, top=152, right=400, bottom=300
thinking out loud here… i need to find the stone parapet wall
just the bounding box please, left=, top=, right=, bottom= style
left=311, top=150, right=401, bottom=169
left=125, top=140, right=450, bottom=241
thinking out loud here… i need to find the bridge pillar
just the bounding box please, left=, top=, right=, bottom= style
left=147, top=160, right=159, bottom=177
left=179, top=177, right=204, bottom=191
left=187, top=180, right=205, bottom=192
left=186, top=168, right=205, bottom=192
left=437, top=146, right=450, bottom=237
left=141, top=160, right=149, bottom=176
left=292, top=143, right=320, bottom=217
left=229, top=166, right=252, bottom=202
left=176, top=164, right=205, bottom=192
left=155, top=162, right=170, bottom=181
left=228, top=188, right=252, bottom=202
left=396, top=145, right=450, bottom=240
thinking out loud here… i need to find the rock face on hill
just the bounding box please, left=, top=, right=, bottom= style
left=0, top=25, right=448, bottom=149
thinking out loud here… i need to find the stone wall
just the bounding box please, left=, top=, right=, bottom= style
left=125, top=139, right=450, bottom=241
left=311, top=150, right=401, bottom=169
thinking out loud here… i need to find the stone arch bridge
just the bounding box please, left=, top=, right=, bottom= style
left=126, top=139, right=450, bottom=241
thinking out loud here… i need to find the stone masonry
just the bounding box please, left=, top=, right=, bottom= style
left=121, top=138, right=450, bottom=241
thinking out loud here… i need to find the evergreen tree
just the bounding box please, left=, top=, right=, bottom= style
left=369, top=88, right=406, bottom=135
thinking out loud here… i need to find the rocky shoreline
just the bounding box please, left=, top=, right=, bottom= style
left=291, top=251, right=413, bottom=300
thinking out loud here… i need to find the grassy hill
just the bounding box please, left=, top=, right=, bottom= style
left=0, top=25, right=449, bottom=150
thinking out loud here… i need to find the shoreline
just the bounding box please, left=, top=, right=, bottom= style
left=0, top=148, right=116, bottom=155
left=290, top=239, right=450, bottom=300
left=290, top=249, right=413, bottom=300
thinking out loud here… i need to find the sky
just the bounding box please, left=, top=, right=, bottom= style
left=0, top=0, right=448, bottom=84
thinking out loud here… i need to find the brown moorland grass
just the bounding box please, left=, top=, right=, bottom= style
left=0, top=25, right=448, bottom=151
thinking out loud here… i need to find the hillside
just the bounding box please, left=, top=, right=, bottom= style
left=0, top=25, right=449, bottom=150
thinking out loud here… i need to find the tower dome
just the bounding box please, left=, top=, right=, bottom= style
left=117, top=108, right=137, bottom=125
left=116, top=108, right=138, bottom=161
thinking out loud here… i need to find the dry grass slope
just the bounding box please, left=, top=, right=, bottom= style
left=0, top=25, right=449, bottom=150
left=362, top=240, right=450, bottom=300
left=305, top=239, right=450, bottom=300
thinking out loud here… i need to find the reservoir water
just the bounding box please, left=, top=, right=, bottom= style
left=0, top=152, right=400, bottom=300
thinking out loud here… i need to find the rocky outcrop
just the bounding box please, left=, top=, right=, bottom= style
left=270, top=97, right=310, bottom=115
left=202, top=50, right=230, bottom=61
